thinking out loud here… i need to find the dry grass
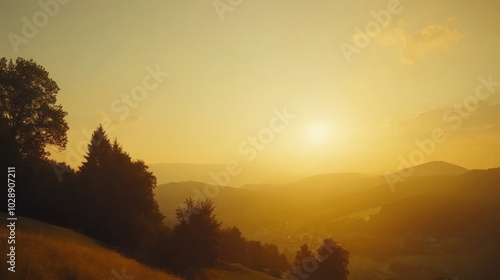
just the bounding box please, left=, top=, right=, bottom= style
left=198, top=262, right=280, bottom=280
left=0, top=213, right=182, bottom=280
left=0, top=213, right=281, bottom=280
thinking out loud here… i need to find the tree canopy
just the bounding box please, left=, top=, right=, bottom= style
left=0, top=57, right=68, bottom=163
left=76, top=125, right=164, bottom=247
left=0, top=58, right=315, bottom=279
left=219, top=226, right=289, bottom=273
left=288, top=238, right=350, bottom=280
left=169, top=198, right=222, bottom=273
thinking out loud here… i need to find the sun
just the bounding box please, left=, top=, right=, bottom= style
left=307, top=122, right=330, bottom=144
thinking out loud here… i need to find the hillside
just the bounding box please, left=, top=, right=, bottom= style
left=153, top=166, right=500, bottom=279
left=0, top=213, right=285, bottom=280
left=0, top=212, right=182, bottom=280
left=390, top=161, right=469, bottom=178
left=154, top=162, right=474, bottom=239
left=242, top=173, right=384, bottom=198
left=200, top=262, right=280, bottom=280
left=242, top=161, right=468, bottom=198
left=148, top=163, right=302, bottom=186
left=149, top=163, right=226, bottom=185
left=154, top=181, right=279, bottom=231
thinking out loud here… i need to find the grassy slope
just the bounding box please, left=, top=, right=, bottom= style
left=0, top=212, right=182, bottom=280
left=201, top=262, right=279, bottom=280
left=0, top=213, right=282, bottom=280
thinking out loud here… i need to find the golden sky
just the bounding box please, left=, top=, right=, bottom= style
left=1, top=0, right=499, bottom=175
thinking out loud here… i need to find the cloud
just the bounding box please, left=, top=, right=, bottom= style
left=386, top=100, right=500, bottom=141
left=400, top=24, right=460, bottom=64
left=378, top=20, right=461, bottom=65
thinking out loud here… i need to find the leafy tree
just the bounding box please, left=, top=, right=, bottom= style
left=293, top=244, right=314, bottom=268
left=77, top=125, right=164, bottom=247
left=0, top=57, right=68, bottom=163
left=219, top=226, right=288, bottom=273
left=245, top=240, right=265, bottom=270
left=261, top=243, right=288, bottom=271
left=219, top=226, right=247, bottom=264
left=0, top=57, right=69, bottom=217
left=7, top=158, right=74, bottom=220
left=285, top=244, right=315, bottom=280
left=288, top=239, right=350, bottom=280
left=169, top=198, right=221, bottom=273
left=314, top=238, right=350, bottom=280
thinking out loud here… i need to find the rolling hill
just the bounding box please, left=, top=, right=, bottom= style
left=152, top=162, right=500, bottom=279
left=154, top=181, right=278, bottom=231
left=0, top=213, right=282, bottom=280
left=242, top=161, right=468, bottom=197
left=153, top=161, right=477, bottom=241
left=148, top=162, right=303, bottom=186
left=242, top=172, right=384, bottom=199
left=388, top=160, right=469, bottom=178
left=197, top=262, right=280, bottom=280
left=149, top=163, right=226, bottom=185
left=155, top=162, right=499, bottom=248
left=0, top=212, right=182, bottom=280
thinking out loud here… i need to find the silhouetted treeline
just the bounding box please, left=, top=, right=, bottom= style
left=286, top=238, right=350, bottom=280
left=0, top=57, right=70, bottom=219
left=73, top=125, right=165, bottom=248
left=219, top=226, right=289, bottom=274
left=153, top=198, right=222, bottom=273
left=0, top=57, right=345, bottom=277
left=2, top=119, right=290, bottom=276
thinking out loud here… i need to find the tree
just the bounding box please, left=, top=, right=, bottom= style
left=219, top=226, right=247, bottom=264
left=169, top=198, right=221, bottom=273
left=314, top=238, right=350, bottom=280
left=76, top=125, right=164, bottom=247
left=288, top=239, right=350, bottom=280
left=293, top=244, right=314, bottom=268
left=245, top=240, right=265, bottom=270
left=261, top=243, right=289, bottom=271
left=218, top=226, right=289, bottom=274
left=0, top=57, right=68, bottom=216
left=0, top=57, right=68, bottom=163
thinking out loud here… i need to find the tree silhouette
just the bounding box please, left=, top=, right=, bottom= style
left=219, top=226, right=247, bottom=264
left=0, top=57, right=68, bottom=163
left=293, top=244, right=314, bottom=268
left=314, top=238, right=350, bottom=280
left=77, top=125, right=164, bottom=247
left=0, top=57, right=69, bottom=216
left=169, top=198, right=221, bottom=273
left=289, top=239, right=349, bottom=280
left=261, top=243, right=287, bottom=270
left=218, top=226, right=289, bottom=274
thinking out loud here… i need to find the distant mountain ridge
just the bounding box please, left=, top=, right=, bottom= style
left=149, top=161, right=469, bottom=188
left=242, top=161, right=468, bottom=196
left=153, top=161, right=490, bottom=242
left=148, top=163, right=225, bottom=185
left=148, top=162, right=302, bottom=186
left=391, top=161, right=469, bottom=177
left=241, top=173, right=383, bottom=198
left=152, top=164, right=500, bottom=279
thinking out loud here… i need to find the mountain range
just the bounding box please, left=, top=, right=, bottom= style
left=153, top=161, right=480, bottom=234
left=152, top=161, right=500, bottom=278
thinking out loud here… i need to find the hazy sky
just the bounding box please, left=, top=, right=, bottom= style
left=1, top=0, right=499, bottom=175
